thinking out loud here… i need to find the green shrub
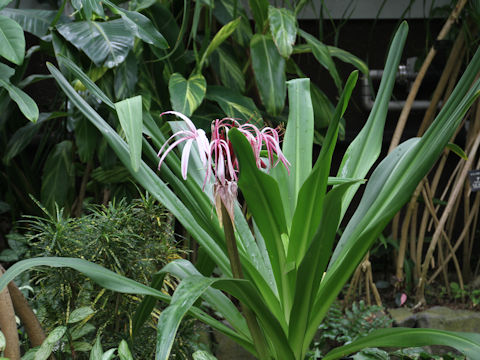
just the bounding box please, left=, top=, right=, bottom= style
left=19, top=197, right=194, bottom=359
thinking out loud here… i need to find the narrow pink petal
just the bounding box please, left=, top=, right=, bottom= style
left=157, top=136, right=191, bottom=169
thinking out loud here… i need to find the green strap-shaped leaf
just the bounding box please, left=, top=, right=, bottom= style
left=288, top=183, right=355, bottom=359
left=47, top=63, right=231, bottom=275
left=156, top=259, right=250, bottom=338
left=0, top=14, right=25, bottom=65
left=156, top=276, right=223, bottom=360
left=199, top=17, right=241, bottom=69
left=323, top=328, right=480, bottom=360
left=229, top=128, right=291, bottom=314
left=327, top=45, right=368, bottom=75
left=0, top=9, right=57, bottom=38
left=57, top=55, right=115, bottom=108
left=206, top=85, right=262, bottom=125
left=57, top=20, right=134, bottom=68
left=168, top=72, right=206, bottom=117
left=334, top=22, right=408, bottom=221
left=271, top=78, right=314, bottom=225
left=287, top=71, right=357, bottom=267
left=115, top=96, right=143, bottom=172
left=250, top=34, right=286, bottom=116
left=213, top=279, right=294, bottom=360
left=0, top=256, right=248, bottom=351
left=0, top=78, right=39, bottom=122
left=268, top=6, right=297, bottom=58
left=118, top=340, right=133, bottom=360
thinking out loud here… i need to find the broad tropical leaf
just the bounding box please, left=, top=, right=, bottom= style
left=115, top=95, right=143, bottom=172
left=40, top=140, right=75, bottom=213
left=168, top=73, right=206, bottom=116
left=57, top=19, right=134, bottom=68
left=268, top=6, right=297, bottom=58
left=0, top=8, right=57, bottom=37
left=250, top=34, right=286, bottom=116
left=210, top=45, right=245, bottom=93
left=103, top=0, right=168, bottom=49
left=248, top=0, right=268, bottom=30
left=0, top=14, right=25, bottom=64
left=114, top=51, right=138, bottom=100
left=206, top=85, right=262, bottom=125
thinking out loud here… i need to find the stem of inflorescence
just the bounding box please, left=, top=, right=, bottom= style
left=220, top=202, right=271, bottom=360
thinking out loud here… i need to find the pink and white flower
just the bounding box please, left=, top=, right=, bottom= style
left=157, top=112, right=290, bottom=223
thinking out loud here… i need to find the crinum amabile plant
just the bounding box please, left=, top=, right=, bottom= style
left=3, top=22, right=480, bottom=360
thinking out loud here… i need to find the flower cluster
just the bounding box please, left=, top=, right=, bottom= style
left=157, top=111, right=290, bottom=223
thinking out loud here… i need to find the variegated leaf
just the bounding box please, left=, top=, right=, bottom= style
left=168, top=73, right=206, bottom=117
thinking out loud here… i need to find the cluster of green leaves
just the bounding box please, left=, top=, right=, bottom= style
left=2, top=17, right=480, bottom=360
left=440, top=282, right=480, bottom=308
left=0, top=0, right=367, bottom=218
left=13, top=197, right=195, bottom=358
left=20, top=306, right=135, bottom=360
left=308, top=301, right=393, bottom=357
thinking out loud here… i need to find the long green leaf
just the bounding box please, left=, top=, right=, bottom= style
left=156, top=276, right=224, bottom=360
left=250, top=34, right=286, bottom=116
left=311, top=52, right=480, bottom=346
left=229, top=128, right=290, bottom=315
left=157, top=260, right=249, bottom=338
left=323, top=328, right=480, bottom=360
left=327, top=45, right=368, bottom=75
left=298, top=29, right=341, bottom=91
left=213, top=279, right=294, bottom=360
left=287, top=71, right=357, bottom=266
left=56, top=55, right=115, bottom=108
left=47, top=63, right=231, bottom=275
left=334, top=21, right=408, bottom=220
left=288, top=183, right=357, bottom=359
left=271, top=78, right=313, bottom=225
left=115, top=96, right=143, bottom=172
left=0, top=14, right=25, bottom=64
left=0, top=79, right=39, bottom=122
left=168, top=72, right=206, bottom=117
left=199, top=17, right=241, bottom=69
left=0, top=257, right=247, bottom=352
left=268, top=6, right=297, bottom=58
left=57, top=20, right=134, bottom=68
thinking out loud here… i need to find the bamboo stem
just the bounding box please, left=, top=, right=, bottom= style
left=0, top=267, right=20, bottom=360
left=220, top=203, right=270, bottom=360
left=416, top=125, right=480, bottom=303
left=388, top=0, right=468, bottom=152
